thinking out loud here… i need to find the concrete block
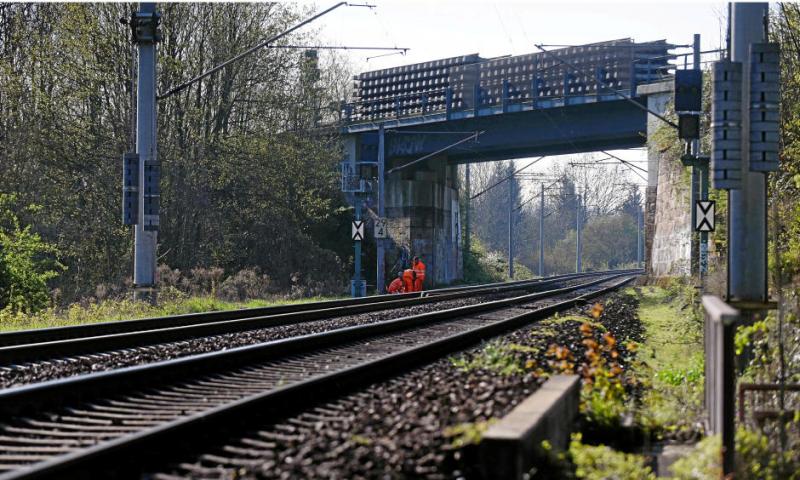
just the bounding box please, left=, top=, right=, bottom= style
left=479, top=375, right=581, bottom=480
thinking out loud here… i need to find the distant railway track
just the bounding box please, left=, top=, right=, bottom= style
left=0, top=271, right=638, bottom=479
left=0, top=270, right=635, bottom=368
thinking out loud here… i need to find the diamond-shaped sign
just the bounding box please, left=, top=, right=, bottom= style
left=695, top=201, right=715, bottom=232
left=352, top=220, right=365, bottom=241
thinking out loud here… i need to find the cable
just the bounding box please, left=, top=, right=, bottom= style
left=515, top=176, right=566, bottom=210
left=268, top=44, right=408, bottom=52
left=600, top=151, right=647, bottom=173
left=470, top=156, right=546, bottom=200
left=367, top=51, right=406, bottom=62
left=492, top=2, right=515, bottom=51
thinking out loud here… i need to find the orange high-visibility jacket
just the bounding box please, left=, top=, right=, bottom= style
left=413, top=260, right=426, bottom=291
left=387, top=277, right=405, bottom=294
left=402, top=269, right=416, bottom=293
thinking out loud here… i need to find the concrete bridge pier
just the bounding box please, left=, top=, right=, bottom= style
left=344, top=132, right=463, bottom=291
left=384, top=155, right=463, bottom=286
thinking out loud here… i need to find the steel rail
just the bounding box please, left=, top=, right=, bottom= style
left=0, top=270, right=617, bottom=348
left=0, top=273, right=636, bottom=479
left=0, top=271, right=634, bottom=366
left=0, top=272, right=631, bottom=413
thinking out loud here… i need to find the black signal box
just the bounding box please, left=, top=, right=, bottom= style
left=679, top=114, right=700, bottom=140
left=675, top=69, right=702, bottom=112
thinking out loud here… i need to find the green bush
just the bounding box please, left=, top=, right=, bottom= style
left=463, top=238, right=535, bottom=284
left=569, top=433, right=656, bottom=480
left=0, top=195, right=64, bottom=313
left=463, top=238, right=508, bottom=284
left=670, top=428, right=800, bottom=480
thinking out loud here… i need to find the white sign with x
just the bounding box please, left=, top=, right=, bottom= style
left=695, top=201, right=715, bottom=232
left=352, top=220, right=365, bottom=241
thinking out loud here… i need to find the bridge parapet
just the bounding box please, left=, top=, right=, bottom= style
left=342, top=38, right=676, bottom=126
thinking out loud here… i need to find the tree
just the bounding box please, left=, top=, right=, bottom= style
left=0, top=195, right=64, bottom=313
left=0, top=4, right=354, bottom=301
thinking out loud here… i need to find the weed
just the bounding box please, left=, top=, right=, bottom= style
left=443, top=420, right=496, bottom=448
left=569, top=433, right=656, bottom=480
left=669, top=428, right=800, bottom=480
left=450, top=340, right=525, bottom=375
left=350, top=434, right=372, bottom=446
left=0, top=294, right=342, bottom=332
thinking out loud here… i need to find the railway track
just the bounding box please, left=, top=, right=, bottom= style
left=0, top=271, right=619, bottom=349
left=0, top=271, right=635, bottom=387
left=0, top=271, right=638, bottom=479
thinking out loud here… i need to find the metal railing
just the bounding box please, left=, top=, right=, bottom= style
left=738, top=382, right=800, bottom=426
left=702, top=295, right=740, bottom=477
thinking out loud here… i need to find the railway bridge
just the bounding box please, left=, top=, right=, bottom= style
left=339, top=38, right=685, bottom=292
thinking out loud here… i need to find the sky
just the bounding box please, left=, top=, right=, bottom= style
left=298, top=0, right=729, bottom=194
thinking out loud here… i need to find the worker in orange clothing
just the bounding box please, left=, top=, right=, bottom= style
left=387, top=272, right=405, bottom=294
left=402, top=268, right=416, bottom=293
left=412, top=256, right=426, bottom=292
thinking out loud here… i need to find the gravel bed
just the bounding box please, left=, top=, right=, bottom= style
left=0, top=290, right=537, bottom=389
left=149, top=290, right=642, bottom=479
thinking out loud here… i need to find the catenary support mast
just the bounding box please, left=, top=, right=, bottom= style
left=132, top=3, right=160, bottom=304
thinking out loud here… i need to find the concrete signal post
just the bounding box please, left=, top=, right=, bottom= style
left=128, top=3, right=160, bottom=304
left=708, top=3, right=778, bottom=475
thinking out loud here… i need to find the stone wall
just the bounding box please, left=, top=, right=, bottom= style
left=639, top=81, right=693, bottom=277
left=650, top=151, right=692, bottom=276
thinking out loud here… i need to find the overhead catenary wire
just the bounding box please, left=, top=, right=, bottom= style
left=267, top=44, right=409, bottom=52
left=515, top=176, right=564, bottom=211
left=598, top=150, right=649, bottom=182
left=469, top=156, right=547, bottom=200
left=157, top=2, right=374, bottom=100
left=367, top=51, right=406, bottom=62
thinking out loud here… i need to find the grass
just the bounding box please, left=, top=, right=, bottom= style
left=624, top=285, right=705, bottom=434
left=450, top=340, right=528, bottom=375
left=0, top=293, right=344, bottom=333
left=626, top=286, right=701, bottom=373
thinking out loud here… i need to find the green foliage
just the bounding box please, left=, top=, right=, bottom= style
left=735, top=319, right=768, bottom=356
left=627, top=286, right=705, bottom=434
left=580, top=350, right=629, bottom=428
left=654, top=359, right=703, bottom=388
left=443, top=420, right=496, bottom=448
left=569, top=433, right=656, bottom=480
left=450, top=340, right=525, bottom=375
left=0, top=4, right=352, bottom=302
left=462, top=238, right=511, bottom=284
left=0, top=293, right=340, bottom=333
left=772, top=3, right=800, bottom=278
left=669, top=428, right=800, bottom=480
left=0, top=194, right=64, bottom=313
left=668, top=434, right=721, bottom=479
